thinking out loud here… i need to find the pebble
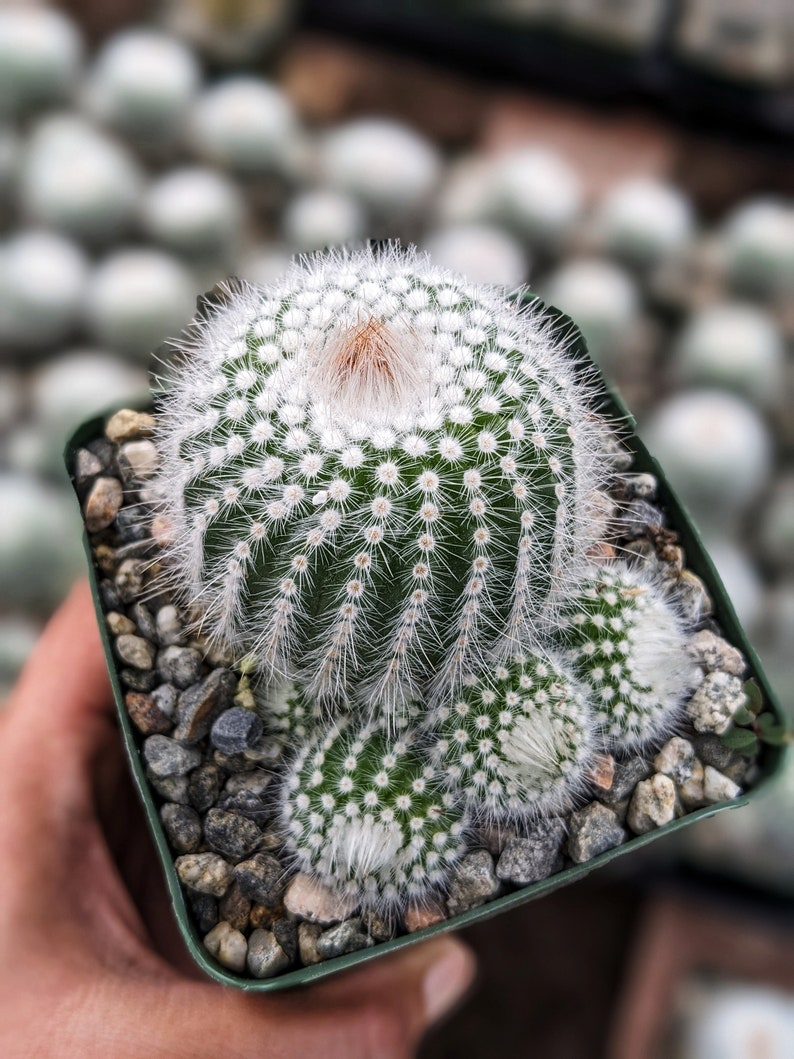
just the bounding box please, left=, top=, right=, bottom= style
left=687, top=629, right=746, bottom=678
left=175, top=852, right=233, bottom=897
left=626, top=774, right=677, bottom=834
left=114, top=558, right=145, bottom=603
left=598, top=757, right=652, bottom=807
left=618, top=472, right=658, bottom=500
left=156, top=604, right=187, bottom=645
left=188, top=891, right=219, bottom=935
left=146, top=770, right=190, bottom=804
left=130, top=601, right=157, bottom=641
left=233, top=852, right=285, bottom=906
left=567, top=802, right=627, bottom=863
left=121, top=668, right=158, bottom=692
left=403, top=900, right=447, bottom=933
left=105, top=408, right=155, bottom=443
left=249, top=903, right=285, bottom=930
left=213, top=749, right=257, bottom=773
left=272, top=919, right=298, bottom=963
left=118, top=439, right=158, bottom=483
left=188, top=762, right=224, bottom=813
left=676, top=570, right=714, bottom=624
left=677, top=759, right=707, bottom=810
left=687, top=671, right=747, bottom=734
left=115, top=633, right=156, bottom=670
left=247, top=928, right=291, bottom=978
left=83, top=476, right=123, bottom=532
left=702, top=765, right=742, bottom=804
left=157, top=645, right=203, bottom=689
left=298, top=922, right=323, bottom=965
left=283, top=873, right=357, bottom=925
left=106, top=611, right=136, bottom=636
left=653, top=737, right=698, bottom=785
left=150, top=682, right=178, bottom=718
left=160, top=802, right=202, bottom=852
left=316, top=919, right=374, bottom=959
left=203, top=921, right=247, bottom=973
left=496, top=818, right=567, bottom=885
left=446, top=850, right=501, bottom=916
left=360, top=910, right=394, bottom=942
left=586, top=753, right=616, bottom=791
left=73, top=447, right=104, bottom=489
left=219, top=882, right=253, bottom=932
left=142, top=734, right=202, bottom=777
left=174, top=669, right=236, bottom=742
left=203, top=808, right=263, bottom=861
left=87, top=437, right=114, bottom=470
left=210, top=706, right=263, bottom=754
left=693, top=733, right=741, bottom=771
left=617, top=499, right=664, bottom=539
left=115, top=506, right=149, bottom=543
left=125, top=690, right=172, bottom=735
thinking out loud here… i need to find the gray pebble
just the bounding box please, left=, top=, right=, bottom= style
left=219, top=881, right=252, bottom=932
left=147, top=770, right=191, bottom=804
left=653, top=737, right=698, bottom=785
left=120, top=667, right=158, bottom=692
left=188, top=762, right=224, bottom=813
left=157, top=645, right=203, bottom=689
left=84, top=476, right=123, bottom=532
left=125, top=690, right=172, bottom=735
left=114, top=558, right=145, bottom=603
left=188, top=891, right=219, bottom=934
left=118, top=439, right=158, bottom=483
left=73, top=447, right=104, bottom=489
left=233, top=852, right=285, bottom=906
left=161, top=802, right=202, bottom=853
left=567, top=802, right=627, bottom=864
left=298, top=922, right=324, bottom=965
left=687, top=629, right=746, bottom=677
left=687, top=671, right=747, bottom=734
left=272, top=918, right=298, bottom=963
left=151, top=682, right=178, bottom=718
left=203, top=920, right=247, bottom=973
left=496, top=818, right=566, bottom=885
left=156, top=604, right=187, bottom=645
left=130, top=601, right=157, bottom=641
left=115, top=633, right=155, bottom=670
left=626, top=774, right=677, bottom=834
left=247, top=928, right=291, bottom=978
left=203, top=808, right=263, bottom=862
left=316, top=918, right=374, bottom=959
left=360, top=910, right=394, bottom=943
left=446, top=850, right=501, bottom=916
left=100, top=579, right=122, bottom=611
left=143, top=734, right=202, bottom=777
left=115, top=538, right=156, bottom=561
left=598, top=757, right=652, bottom=806
left=174, top=669, right=237, bottom=743
left=86, top=436, right=114, bottom=469
left=618, top=472, right=657, bottom=500
left=213, top=749, right=257, bottom=773
left=115, top=506, right=149, bottom=543
left=693, top=733, right=741, bottom=771
left=176, top=852, right=233, bottom=897
left=210, top=707, right=264, bottom=755
left=618, top=499, right=664, bottom=539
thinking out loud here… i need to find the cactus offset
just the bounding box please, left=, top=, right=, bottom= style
left=155, top=244, right=614, bottom=714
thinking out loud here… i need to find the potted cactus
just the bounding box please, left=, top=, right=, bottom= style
left=69, top=245, right=784, bottom=987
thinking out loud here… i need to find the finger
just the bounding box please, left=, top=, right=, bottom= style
left=161, top=935, right=476, bottom=1059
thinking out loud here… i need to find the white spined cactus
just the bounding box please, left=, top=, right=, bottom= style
left=155, top=244, right=617, bottom=713
left=594, top=177, right=695, bottom=268
left=427, top=650, right=595, bottom=822
left=561, top=562, right=697, bottom=749
left=280, top=719, right=468, bottom=912
left=722, top=197, right=794, bottom=298
left=0, top=5, right=83, bottom=116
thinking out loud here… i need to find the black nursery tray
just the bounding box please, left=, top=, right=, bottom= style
left=66, top=304, right=787, bottom=992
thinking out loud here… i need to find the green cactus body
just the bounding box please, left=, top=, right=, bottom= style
left=428, top=650, right=594, bottom=821
left=561, top=562, right=696, bottom=749
left=281, top=719, right=469, bottom=909
left=156, top=246, right=614, bottom=712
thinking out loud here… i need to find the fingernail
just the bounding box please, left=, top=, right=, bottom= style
left=423, top=944, right=475, bottom=1024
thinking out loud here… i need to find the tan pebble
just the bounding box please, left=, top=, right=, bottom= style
left=586, top=541, right=616, bottom=563
left=105, top=408, right=155, bottom=443
left=586, top=753, right=616, bottom=791
left=283, top=873, right=357, bottom=925
left=677, top=759, right=707, bottom=810
left=203, top=921, right=247, bottom=974
left=250, top=902, right=287, bottom=930
left=627, top=773, right=676, bottom=834
left=83, top=476, right=123, bottom=532
left=298, top=922, right=324, bottom=966
left=106, top=611, right=136, bottom=636
left=403, top=899, right=447, bottom=933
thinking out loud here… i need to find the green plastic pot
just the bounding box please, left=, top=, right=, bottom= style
left=65, top=298, right=787, bottom=991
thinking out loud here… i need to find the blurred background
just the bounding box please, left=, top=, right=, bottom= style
left=0, top=1, right=792, bottom=1055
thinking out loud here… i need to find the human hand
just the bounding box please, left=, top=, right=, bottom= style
left=0, top=582, right=476, bottom=1058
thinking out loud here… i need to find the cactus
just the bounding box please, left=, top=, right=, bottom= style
left=155, top=244, right=616, bottom=714
left=280, top=717, right=468, bottom=911
left=427, top=649, right=595, bottom=822
left=560, top=561, right=697, bottom=749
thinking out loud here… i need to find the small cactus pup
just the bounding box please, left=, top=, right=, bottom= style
left=154, top=244, right=619, bottom=714
left=280, top=717, right=469, bottom=913
left=427, top=649, right=596, bottom=823
left=560, top=561, right=698, bottom=750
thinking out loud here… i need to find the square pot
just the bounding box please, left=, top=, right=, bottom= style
left=65, top=300, right=787, bottom=991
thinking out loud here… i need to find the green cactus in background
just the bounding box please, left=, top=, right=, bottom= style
left=560, top=561, right=697, bottom=749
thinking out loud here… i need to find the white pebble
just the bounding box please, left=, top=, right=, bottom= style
left=84, top=28, right=200, bottom=141
left=0, top=229, right=88, bottom=349
left=85, top=248, right=198, bottom=358
left=143, top=166, right=245, bottom=261
left=282, top=188, right=366, bottom=252
left=627, top=773, right=677, bottom=834
left=674, top=303, right=784, bottom=407
left=203, top=921, right=247, bottom=973
left=595, top=177, right=694, bottom=266
left=687, top=671, right=747, bottom=735
left=702, top=765, right=742, bottom=805
left=320, top=118, right=441, bottom=215
left=20, top=114, right=143, bottom=243
left=422, top=224, right=529, bottom=288
left=0, top=5, right=83, bottom=114
left=190, top=76, right=297, bottom=173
